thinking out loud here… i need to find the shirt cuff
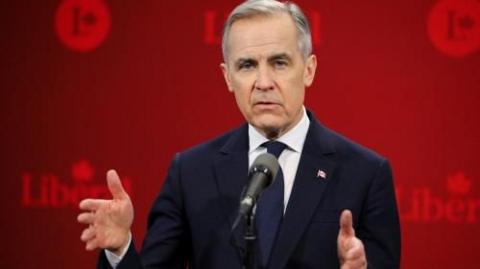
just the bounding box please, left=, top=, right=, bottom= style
left=104, top=232, right=132, bottom=269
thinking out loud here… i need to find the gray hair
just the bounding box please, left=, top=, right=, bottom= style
left=222, top=0, right=312, bottom=62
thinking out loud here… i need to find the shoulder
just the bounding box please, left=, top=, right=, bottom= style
left=306, top=112, right=388, bottom=171
left=174, top=124, right=248, bottom=162
left=324, top=125, right=386, bottom=164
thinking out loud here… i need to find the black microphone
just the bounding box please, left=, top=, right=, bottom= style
left=230, top=153, right=280, bottom=255
left=238, top=153, right=280, bottom=216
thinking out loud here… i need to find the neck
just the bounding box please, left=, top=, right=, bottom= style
left=255, top=109, right=305, bottom=140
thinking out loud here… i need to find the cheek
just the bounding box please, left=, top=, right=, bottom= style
left=283, top=80, right=305, bottom=108
left=234, top=91, right=246, bottom=106
left=231, top=79, right=253, bottom=104
left=233, top=88, right=252, bottom=116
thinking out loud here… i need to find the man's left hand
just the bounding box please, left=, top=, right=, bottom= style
left=337, top=209, right=367, bottom=269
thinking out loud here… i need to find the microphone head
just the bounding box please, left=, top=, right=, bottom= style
left=250, top=153, right=280, bottom=181
left=237, top=153, right=280, bottom=217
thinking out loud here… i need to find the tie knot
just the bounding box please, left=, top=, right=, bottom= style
left=262, top=141, right=287, bottom=158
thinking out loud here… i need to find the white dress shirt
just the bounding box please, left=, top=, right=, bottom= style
left=106, top=107, right=310, bottom=267
left=248, top=107, right=310, bottom=211
left=105, top=232, right=131, bottom=268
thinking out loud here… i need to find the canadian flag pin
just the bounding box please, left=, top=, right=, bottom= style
left=317, top=169, right=327, bottom=179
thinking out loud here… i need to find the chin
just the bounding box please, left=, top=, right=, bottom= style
left=251, top=117, right=285, bottom=139
left=251, top=114, right=281, bottom=127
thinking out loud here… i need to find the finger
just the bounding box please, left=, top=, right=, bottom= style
left=107, top=169, right=128, bottom=200
left=340, top=209, right=355, bottom=238
left=80, top=227, right=96, bottom=242
left=79, top=198, right=108, bottom=211
left=77, top=212, right=95, bottom=224
left=86, top=238, right=99, bottom=251
left=345, top=244, right=363, bottom=260
left=341, top=259, right=366, bottom=269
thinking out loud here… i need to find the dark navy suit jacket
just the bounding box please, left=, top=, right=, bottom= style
left=98, top=111, right=401, bottom=269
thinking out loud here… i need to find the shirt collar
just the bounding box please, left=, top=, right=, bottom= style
left=248, top=107, right=310, bottom=153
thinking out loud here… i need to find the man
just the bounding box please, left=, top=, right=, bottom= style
left=77, top=1, right=401, bottom=268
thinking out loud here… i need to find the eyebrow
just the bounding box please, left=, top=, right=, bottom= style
left=235, top=57, right=256, bottom=66
left=267, top=53, right=292, bottom=63
left=232, top=52, right=293, bottom=68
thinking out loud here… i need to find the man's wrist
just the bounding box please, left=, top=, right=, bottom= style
left=106, top=231, right=132, bottom=258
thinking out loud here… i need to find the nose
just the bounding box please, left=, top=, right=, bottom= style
left=254, top=65, right=274, bottom=91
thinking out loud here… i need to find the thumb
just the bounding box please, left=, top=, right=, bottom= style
left=106, top=169, right=128, bottom=200
left=339, top=209, right=355, bottom=239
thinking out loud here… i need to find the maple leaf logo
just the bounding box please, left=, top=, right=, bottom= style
left=71, top=159, right=95, bottom=183
left=446, top=172, right=472, bottom=196
left=458, top=15, right=475, bottom=30
left=83, top=12, right=97, bottom=26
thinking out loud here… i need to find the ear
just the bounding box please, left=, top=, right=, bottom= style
left=303, top=54, right=317, bottom=87
left=220, top=63, right=234, bottom=93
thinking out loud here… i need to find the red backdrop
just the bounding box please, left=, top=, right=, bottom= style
left=1, top=0, right=479, bottom=268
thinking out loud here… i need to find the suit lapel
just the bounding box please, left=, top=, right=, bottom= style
left=213, top=125, right=249, bottom=253
left=211, top=113, right=338, bottom=268
left=269, top=114, right=337, bottom=269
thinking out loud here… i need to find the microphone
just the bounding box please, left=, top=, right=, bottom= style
left=238, top=153, right=280, bottom=216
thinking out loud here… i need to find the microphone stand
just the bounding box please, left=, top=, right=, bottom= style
left=243, top=207, right=257, bottom=269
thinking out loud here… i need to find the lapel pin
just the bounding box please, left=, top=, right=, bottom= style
left=317, top=169, right=327, bottom=179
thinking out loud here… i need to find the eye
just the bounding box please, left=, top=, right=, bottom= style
left=238, top=61, right=255, bottom=71
left=273, top=59, right=288, bottom=69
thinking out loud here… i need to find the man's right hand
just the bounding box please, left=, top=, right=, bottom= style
left=77, top=169, right=134, bottom=256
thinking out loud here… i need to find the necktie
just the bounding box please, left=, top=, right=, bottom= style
left=256, top=141, right=287, bottom=267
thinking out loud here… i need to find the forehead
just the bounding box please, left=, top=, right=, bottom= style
left=227, top=13, right=300, bottom=62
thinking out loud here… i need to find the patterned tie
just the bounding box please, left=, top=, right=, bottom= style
left=256, top=141, right=287, bottom=267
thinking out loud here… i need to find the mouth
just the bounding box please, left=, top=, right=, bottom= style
left=253, top=101, right=281, bottom=110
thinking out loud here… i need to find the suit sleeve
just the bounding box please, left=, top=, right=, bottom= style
left=97, top=240, right=143, bottom=269
left=357, top=159, right=401, bottom=269
left=97, top=153, right=190, bottom=269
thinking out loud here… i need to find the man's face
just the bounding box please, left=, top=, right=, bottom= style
left=221, top=13, right=316, bottom=139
